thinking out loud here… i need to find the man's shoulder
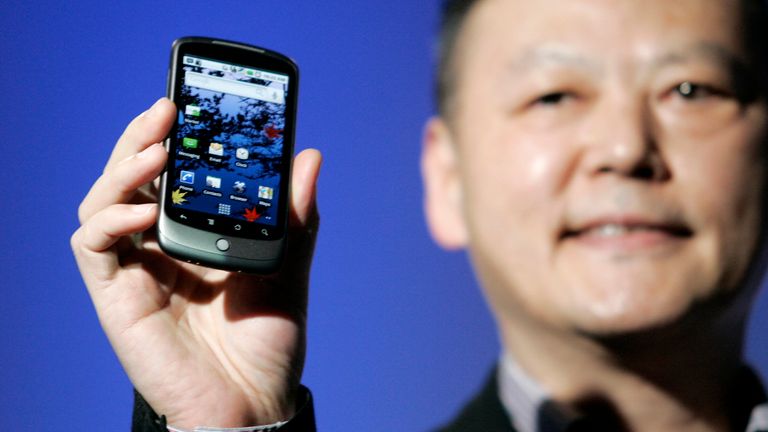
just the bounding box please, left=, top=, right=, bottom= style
left=435, top=367, right=517, bottom=432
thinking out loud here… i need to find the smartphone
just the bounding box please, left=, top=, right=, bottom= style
left=157, top=37, right=299, bottom=273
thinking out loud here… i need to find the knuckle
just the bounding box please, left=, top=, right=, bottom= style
left=77, top=194, right=95, bottom=224
left=70, top=227, right=83, bottom=252
left=77, top=202, right=88, bottom=224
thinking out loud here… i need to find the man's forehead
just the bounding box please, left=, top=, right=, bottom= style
left=504, top=42, right=744, bottom=74
left=463, top=0, right=743, bottom=37
left=458, top=0, right=757, bottom=67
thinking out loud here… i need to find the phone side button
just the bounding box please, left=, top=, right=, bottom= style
left=215, top=238, right=230, bottom=252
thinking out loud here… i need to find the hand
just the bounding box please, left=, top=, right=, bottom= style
left=71, top=98, right=321, bottom=428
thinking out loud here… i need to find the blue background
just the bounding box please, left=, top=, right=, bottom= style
left=1, top=1, right=766, bottom=430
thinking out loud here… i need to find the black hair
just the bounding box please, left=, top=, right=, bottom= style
left=743, top=0, right=768, bottom=92
left=436, top=0, right=481, bottom=117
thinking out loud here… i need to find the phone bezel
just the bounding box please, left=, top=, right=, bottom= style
left=157, top=37, right=299, bottom=273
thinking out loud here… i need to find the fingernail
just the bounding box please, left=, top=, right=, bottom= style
left=132, top=203, right=157, bottom=215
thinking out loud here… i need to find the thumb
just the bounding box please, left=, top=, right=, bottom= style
left=282, top=148, right=322, bottom=277
left=289, top=148, right=322, bottom=230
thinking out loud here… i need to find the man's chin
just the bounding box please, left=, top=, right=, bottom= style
left=563, top=294, right=699, bottom=341
left=561, top=293, right=747, bottom=357
left=553, top=266, right=716, bottom=336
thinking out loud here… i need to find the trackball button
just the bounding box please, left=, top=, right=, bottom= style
left=215, top=238, right=230, bottom=251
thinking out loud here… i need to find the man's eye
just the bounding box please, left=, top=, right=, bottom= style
left=534, top=92, right=571, bottom=106
left=673, top=81, right=725, bottom=100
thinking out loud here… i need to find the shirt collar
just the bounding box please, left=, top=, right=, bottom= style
left=497, top=353, right=768, bottom=432
left=497, top=353, right=572, bottom=432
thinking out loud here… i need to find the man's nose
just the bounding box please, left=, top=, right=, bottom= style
left=579, top=96, right=668, bottom=181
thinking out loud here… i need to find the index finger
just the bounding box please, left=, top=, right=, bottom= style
left=104, top=98, right=176, bottom=173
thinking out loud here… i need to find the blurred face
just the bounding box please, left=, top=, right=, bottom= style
left=425, top=0, right=768, bottom=334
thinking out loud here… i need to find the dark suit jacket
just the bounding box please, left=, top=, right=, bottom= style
left=438, top=365, right=768, bottom=432
left=436, top=368, right=517, bottom=431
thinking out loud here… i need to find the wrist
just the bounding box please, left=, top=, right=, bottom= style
left=157, top=383, right=300, bottom=428
left=137, top=386, right=315, bottom=432
left=166, top=401, right=294, bottom=429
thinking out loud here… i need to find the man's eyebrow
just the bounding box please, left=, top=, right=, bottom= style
left=505, top=46, right=602, bottom=75
left=650, top=42, right=745, bottom=70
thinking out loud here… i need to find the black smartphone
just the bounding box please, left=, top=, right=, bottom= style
left=157, top=37, right=299, bottom=273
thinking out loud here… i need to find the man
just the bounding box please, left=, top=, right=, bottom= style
left=71, top=0, right=768, bottom=430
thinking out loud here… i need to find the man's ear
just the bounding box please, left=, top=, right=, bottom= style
left=421, top=117, right=468, bottom=250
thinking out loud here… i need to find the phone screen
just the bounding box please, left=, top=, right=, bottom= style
left=165, top=50, right=295, bottom=239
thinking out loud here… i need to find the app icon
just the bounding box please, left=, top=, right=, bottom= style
left=264, top=125, right=282, bottom=140
left=182, top=137, right=198, bottom=149
left=206, top=176, right=221, bottom=189
left=233, top=181, right=246, bottom=194
left=236, top=148, right=249, bottom=160
left=218, top=203, right=231, bottom=215
left=180, top=171, right=195, bottom=184
left=244, top=207, right=261, bottom=222
left=172, top=189, right=188, bottom=205
left=209, top=142, right=224, bottom=156
left=185, top=105, right=201, bottom=117
left=258, top=186, right=274, bottom=200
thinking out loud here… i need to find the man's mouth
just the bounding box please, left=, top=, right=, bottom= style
left=563, top=222, right=693, bottom=239
left=559, top=218, right=693, bottom=251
